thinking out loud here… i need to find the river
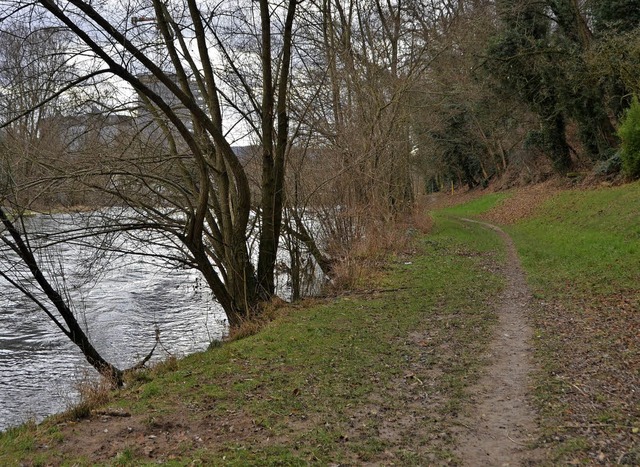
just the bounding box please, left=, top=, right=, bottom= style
left=0, top=212, right=227, bottom=432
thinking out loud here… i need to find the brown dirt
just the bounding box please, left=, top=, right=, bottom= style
left=531, top=292, right=640, bottom=464
left=46, top=407, right=249, bottom=463
left=481, top=180, right=565, bottom=225
left=453, top=219, right=544, bottom=466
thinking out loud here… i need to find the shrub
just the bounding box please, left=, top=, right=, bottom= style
left=593, top=152, right=622, bottom=176
left=617, top=95, right=640, bottom=178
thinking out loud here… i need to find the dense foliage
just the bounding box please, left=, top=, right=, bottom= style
left=415, top=0, right=639, bottom=184
left=618, top=96, right=640, bottom=178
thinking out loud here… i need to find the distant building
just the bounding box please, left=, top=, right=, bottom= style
left=135, top=73, right=204, bottom=142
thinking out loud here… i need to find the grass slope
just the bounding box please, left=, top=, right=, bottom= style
left=6, top=182, right=635, bottom=465
left=1, top=216, right=505, bottom=466
left=508, top=183, right=640, bottom=465
left=451, top=181, right=640, bottom=465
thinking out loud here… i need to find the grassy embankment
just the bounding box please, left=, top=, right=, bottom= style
left=507, top=183, right=640, bottom=465
left=448, top=182, right=640, bottom=465
left=0, top=210, right=505, bottom=465
left=2, top=181, right=637, bottom=465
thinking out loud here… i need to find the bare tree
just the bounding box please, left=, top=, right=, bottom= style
left=276, top=0, right=431, bottom=264
left=0, top=25, right=71, bottom=207
left=0, top=207, right=129, bottom=382
left=1, top=0, right=303, bottom=328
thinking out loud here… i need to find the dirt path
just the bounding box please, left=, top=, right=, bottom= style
left=454, top=219, right=542, bottom=466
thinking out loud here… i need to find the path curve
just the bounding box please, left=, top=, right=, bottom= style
left=454, top=218, right=542, bottom=466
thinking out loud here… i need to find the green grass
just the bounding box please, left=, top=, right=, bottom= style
left=418, top=182, right=640, bottom=464
left=436, top=182, right=640, bottom=299
left=506, top=183, right=640, bottom=299
left=0, top=213, right=505, bottom=466
left=195, top=219, right=503, bottom=464
left=438, top=192, right=509, bottom=217
left=0, top=424, right=36, bottom=457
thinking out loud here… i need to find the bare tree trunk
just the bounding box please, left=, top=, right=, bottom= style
left=257, top=0, right=297, bottom=298
left=33, top=0, right=299, bottom=324
left=0, top=207, right=123, bottom=384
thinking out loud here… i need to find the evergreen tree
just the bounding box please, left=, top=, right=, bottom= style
left=487, top=0, right=572, bottom=171
left=591, top=0, right=640, bottom=34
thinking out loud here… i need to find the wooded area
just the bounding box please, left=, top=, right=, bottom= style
left=1, top=0, right=639, bottom=377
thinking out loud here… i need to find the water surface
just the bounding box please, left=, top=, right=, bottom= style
left=0, top=213, right=226, bottom=431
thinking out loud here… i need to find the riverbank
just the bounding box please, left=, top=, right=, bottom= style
left=1, top=180, right=638, bottom=465
left=1, top=204, right=508, bottom=465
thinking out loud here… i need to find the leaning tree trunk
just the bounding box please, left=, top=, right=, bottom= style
left=0, top=207, right=123, bottom=385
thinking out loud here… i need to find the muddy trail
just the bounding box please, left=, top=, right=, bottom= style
left=454, top=219, right=542, bottom=466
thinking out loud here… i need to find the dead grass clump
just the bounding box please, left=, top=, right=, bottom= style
left=64, top=373, right=114, bottom=421
left=327, top=211, right=426, bottom=292
left=481, top=179, right=565, bottom=225
left=327, top=255, right=370, bottom=291
left=226, top=318, right=265, bottom=341
left=406, top=207, right=434, bottom=235
left=225, top=297, right=288, bottom=342
left=152, top=355, right=179, bottom=375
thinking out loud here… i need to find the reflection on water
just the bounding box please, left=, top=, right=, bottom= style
left=0, top=213, right=226, bottom=432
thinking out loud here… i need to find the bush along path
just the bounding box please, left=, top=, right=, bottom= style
left=453, top=218, right=542, bottom=466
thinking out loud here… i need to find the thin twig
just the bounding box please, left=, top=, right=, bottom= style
left=506, top=433, right=528, bottom=446
left=453, top=420, right=474, bottom=431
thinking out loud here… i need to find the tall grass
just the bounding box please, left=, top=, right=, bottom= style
left=328, top=206, right=434, bottom=291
